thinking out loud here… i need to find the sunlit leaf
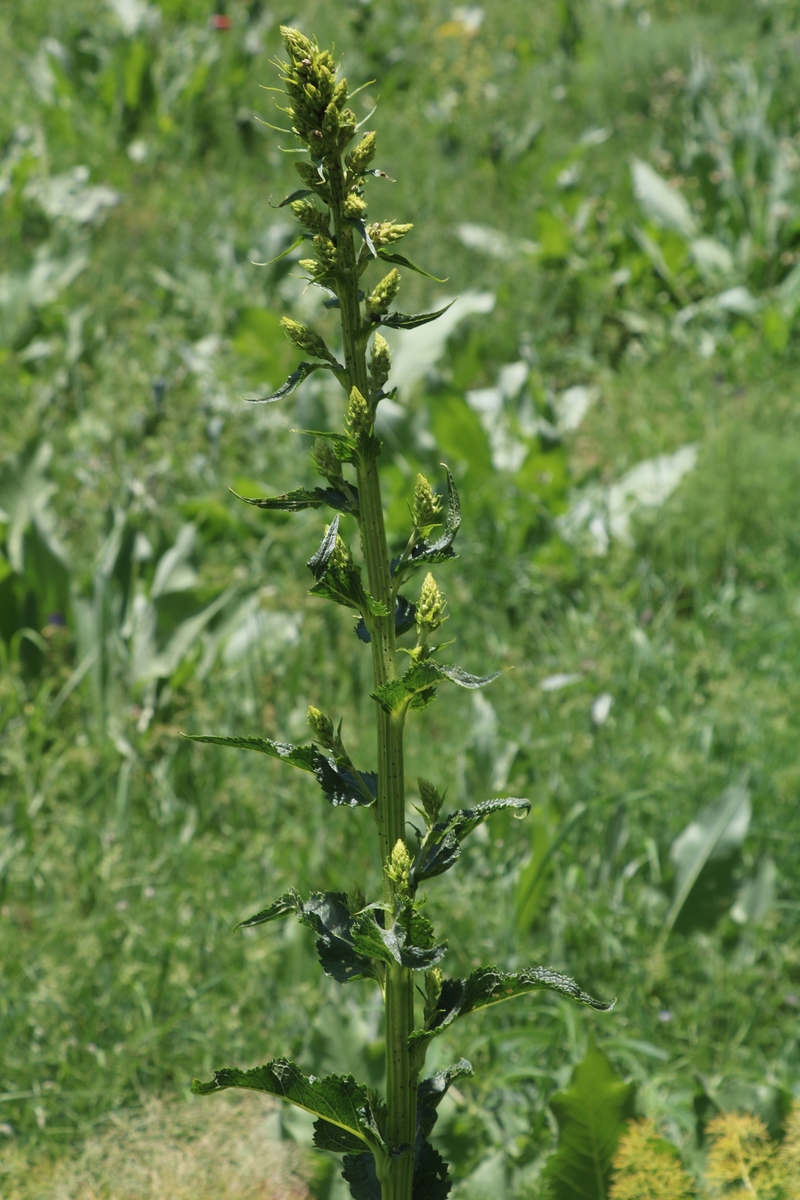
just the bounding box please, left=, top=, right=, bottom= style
left=244, top=361, right=329, bottom=404
left=378, top=302, right=455, bottom=330
left=412, top=797, right=530, bottom=884
left=376, top=249, right=448, bottom=282
left=372, top=659, right=502, bottom=715
left=351, top=902, right=447, bottom=971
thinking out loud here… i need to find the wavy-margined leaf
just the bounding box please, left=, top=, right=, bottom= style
left=351, top=902, right=447, bottom=971
left=376, top=249, right=448, bottom=282
left=542, top=1040, right=636, bottom=1200
left=378, top=302, right=455, bottom=331
left=240, top=889, right=381, bottom=984
left=372, top=659, right=502, bottom=715
left=356, top=594, right=416, bottom=644
left=181, top=733, right=376, bottom=808
left=393, top=469, right=461, bottom=575
left=231, top=484, right=359, bottom=515
left=191, top=1059, right=385, bottom=1159
left=244, top=361, right=329, bottom=404
left=412, top=797, right=531, bottom=885
left=410, top=966, right=614, bottom=1046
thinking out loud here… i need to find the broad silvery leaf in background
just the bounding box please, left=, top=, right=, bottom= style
left=631, top=158, right=698, bottom=238
left=24, top=166, right=120, bottom=226
left=382, top=292, right=495, bottom=392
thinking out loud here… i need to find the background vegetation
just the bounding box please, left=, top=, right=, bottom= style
left=2, top=0, right=800, bottom=1196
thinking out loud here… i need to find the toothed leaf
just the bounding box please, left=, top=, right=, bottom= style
left=417, top=1060, right=473, bottom=1141
left=412, top=797, right=531, bottom=884
left=231, top=485, right=359, bottom=515
left=376, top=249, right=448, bottom=282
left=371, top=659, right=502, bottom=715
left=411, top=966, right=615, bottom=1044
left=351, top=903, right=447, bottom=971
left=378, top=301, right=455, bottom=330
left=244, top=361, right=328, bottom=404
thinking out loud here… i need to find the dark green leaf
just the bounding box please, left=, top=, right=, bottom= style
left=412, top=1139, right=450, bottom=1200
left=393, top=469, right=461, bottom=574
left=412, top=797, right=530, bottom=885
left=372, top=659, right=501, bottom=716
left=238, top=889, right=302, bottom=928
left=314, top=1120, right=364, bottom=1154
left=241, top=890, right=379, bottom=983
left=356, top=594, right=416, bottom=643
left=191, top=1059, right=384, bottom=1156
left=351, top=903, right=447, bottom=971
left=181, top=733, right=375, bottom=808
left=308, top=515, right=341, bottom=580
left=542, top=1040, right=636, bottom=1200
left=244, top=361, right=327, bottom=404
left=379, top=302, right=455, bottom=331
left=376, top=249, right=448, bottom=282
left=274, top=188, right=313, bottom=208
left=411, top=966, right=614, bottom=1045
left=417, top=1060, right=473, bottom=1141
left=342, top=1153, right=380, bottom=1200
left=230, top=484, right=359, bottom=515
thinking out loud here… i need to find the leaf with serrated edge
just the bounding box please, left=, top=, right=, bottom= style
left=190, top=1060, right=384, bottom=1158
left=410, top=966, right=614, bottom=1044
left=351, top=905, right=447, bottom=970
left=244, top=361, right=328, bottom=404
left=231, top=485, right=359, bottom=514
left=376, top=249, right=448, bottom=282
left=417, top=1060, right=473, bottom=1140
left=308, top=515, right=341, bottom=580
left=378, top=301, right=455, bottom=331
left=372, top=660, right=502, bottom=715
left=412, top=797, right=530, bottom=884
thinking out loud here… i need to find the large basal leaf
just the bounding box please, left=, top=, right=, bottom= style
left=231, top=484, right=359, bottom=515
left=411, top=966, right=614, bottom=1046
left=181, top=733, right=376, bottom=808
left=351, top=902, right=448, bottom=971
left=191, top=1059, right=385, bottom=1158
left=239, top=890, right=380, bottom=984
left=378, top=301, right=455, bottom=330
left=412, top=797, right=530, bottom=885
left=663, top=780, right=751, bottom=937
left=541, top=1040, right=636, bottom=1200
left=244, top=360, right=331, bottom=404
left=372, top=659, right=502, bottom=716
left=393, top=468, right=461, bottom=574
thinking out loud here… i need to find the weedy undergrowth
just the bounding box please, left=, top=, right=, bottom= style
left=186, top=28, right=614, bottom=1200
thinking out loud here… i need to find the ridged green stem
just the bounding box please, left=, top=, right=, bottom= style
left=330, top=158, right=416, bottom=1200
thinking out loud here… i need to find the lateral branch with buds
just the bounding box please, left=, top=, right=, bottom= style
left=186, top=29, right=613, bottom=1200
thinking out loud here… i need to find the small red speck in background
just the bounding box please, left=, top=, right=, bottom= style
left=211, top=14, right=232, bottom=30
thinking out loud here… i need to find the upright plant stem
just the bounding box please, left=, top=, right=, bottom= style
left=330, top=161, right=417, bottom=1200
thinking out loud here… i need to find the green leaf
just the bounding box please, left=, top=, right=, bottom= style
left=181, top=733, right=376, bottom=808
left=411, top=966, right=614, bottom=1045
left=412, top=797, right=530, bottom=885
left=252, top=233, right=308, bottom=266
left=273, top=188, right=314, bottom=208
left=351, top=902, right=448, bottom=971
left=191, top=1059, right=385, bottom=1158
left=349, top=217, right=377, bottom=256
left=376, top=249, right=448, bottom=282
left=342, top=1153, right=381, bottom=1200
left=372, top=659, right=502, bottom=715
left=307, top=516, right=380, bottom=614
left=663, top=779, right=751, bottom=938
left=244, top=361, right=330, bottom=404
left=240, top=890, right=381, bottom=984
left=417, top=1059, right=473, bottom=1140
left=231, top=484, right=360, bottom=515
left=379, top=301, right=455, bottom=330
left=541, top=1040, right=636, bottom=1200
left=355, top=594, right=416, bottom=643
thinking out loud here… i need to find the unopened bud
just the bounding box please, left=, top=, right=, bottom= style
left=291, top=198, right=330, bottom=236
left=311, top=437, right=341, bottom=480
left=344, top=192, right=367, bottom=218
left=325, top=527, right=351, bottom=571
left=346, top=131, right=377, bottom=174
left=280, top=317, right=331, bottom=360
left=369, top=332, right=392, bottom=393
left=386, top=839, right=412, bottom=893
left=418, top=778, right=444, bottom=825
left=424, top=966, right=443, bottom=1024
left=346, top=386, right=372, bottom=438
left=308, top=705, right=335, bottom=747
left=412, top=474, right=442, bottom=529
left=366, top=268, right=400, bottom=317
left=417, top=572, right=447, bottom=633
left=368, top=221, right=413, bottom=249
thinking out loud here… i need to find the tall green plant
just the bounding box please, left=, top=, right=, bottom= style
left=188, top=29, right=613, bottom=1200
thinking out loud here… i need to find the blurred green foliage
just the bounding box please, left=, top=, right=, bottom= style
left=2, top=0, right=800, bottom=1196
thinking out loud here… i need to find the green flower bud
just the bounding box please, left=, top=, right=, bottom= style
left=346, top=131, right=377, bottom=174
left=369, top=332, right=392, bottom=393
left=417, top=572, right=447, bottom=633
left=418, top=777, right=444, bottom=825
left=346, top=386, right=372, bottom=438
left=307, top=705, right=335, bottom=748
left=412, top=474, right=442, bottom=529
left=344, top=193, right=367, bottom=219
left=311, top=437, right=342, bottom=481
left=313, top=235, right=339, bottom=270
left=386, top=838, right=412, bottom=893
left=325, top=527, right=352, bottom=571
left=366, top=268, right=400, bottom=317
left=280, top=317, right=331, bottom=360
left=368, top=221, right=413, bottom=249
left=424, top=966, right=443, bottom=1025
left=290, top=199, right=330, bottom=236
